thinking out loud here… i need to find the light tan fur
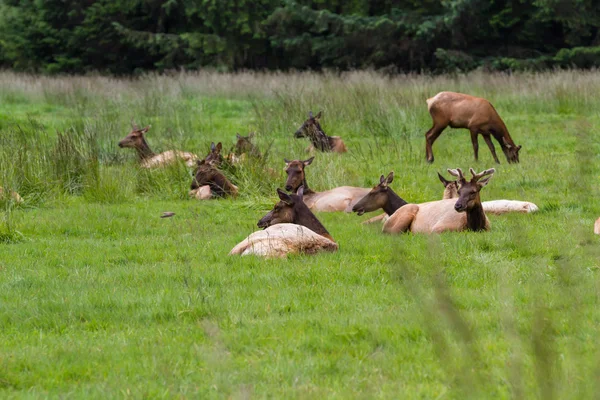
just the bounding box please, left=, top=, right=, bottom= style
left=303, top=186, right=371, bottom=212
left=188, top=185, right=213, bottom=200
left=383, top=199, right=490, bottom=234
left=141, top=150, right=198, bottom=168
left=0, top=187, right=23, bottom=203
left=229, top=223, right=338, bottom=258
left=594, top=217, right=600, bottom=235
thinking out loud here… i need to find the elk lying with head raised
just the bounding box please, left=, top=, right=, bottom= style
left=294, top=111, right=347, bottom=153
left=437, top=172, right=538, bottom=214
left=118, top=122, right=198, bottom=168
left=227, top=132, right=262, bottom=164
left=425, top=92, right=521, bottom=164
left=284, top=157, right=370, bottom=212
left=189, top=158, right=238, bottom=200
left=204, top=142, right=224, bottom=167
left=229, top=187, right=338, bottom=257
left=0, top=187, right=23, bottom=204
left=354, top=168, right=495, bottom=233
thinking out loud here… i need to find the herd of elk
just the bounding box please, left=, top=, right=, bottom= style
left=118, top=122, right=198, bottom=168
left=425, top=92, right=521, bottom=164
left=294, top=111, right=347, bottom=153
left=284, top=157, right=370, bottom=212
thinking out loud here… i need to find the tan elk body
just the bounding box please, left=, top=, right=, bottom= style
left=295, top=111, right=347, bottom=153
left=284, top=157, right=370, bottom=212
left=118, top=123, right=198, bottom=168
left=437, top=173, right=539, bottom=214
left=425, top=92, right=521, bottom=164
left=0, top=187, right=23, bottom=204
left=594, top=218, right=600, bottom=235
left=230, top=187, right=338, bottom=257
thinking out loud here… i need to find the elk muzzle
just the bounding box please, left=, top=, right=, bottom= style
left=257, top=211, right=273, bottom=228
left=454, top=200, right=468, bottom=212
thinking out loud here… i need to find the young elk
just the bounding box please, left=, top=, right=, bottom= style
left=381, top=168, right=495, bottom=233
left=425, top=92, right=522, bottom=164
left=438, top=172, right=539, bottom=214
left=294, top=111, right=347, bottom=153
left=284, top=157, right=370, bottom=212
left=229, top=187, right=338, bottom=257
left=204, top=142, right=224, bottom=167
left=189, top=159, right=238, bottom=200
left=118, top=122, right=198, bottom=168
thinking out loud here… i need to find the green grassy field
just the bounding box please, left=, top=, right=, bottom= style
left=1, top=70, right=600, bottom=399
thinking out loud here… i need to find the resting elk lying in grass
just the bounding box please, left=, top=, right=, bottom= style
left=189, top=159, right=238, bottom=200
left=118, top=122, right=198, bottom=168
left=204, top=142, right=224, bottom=167
left=229, top=186, right=338, bottom=258
left=354, top=168, right=496, bottom=233
left=437, top=172, right=538, bottom=214
left=425, top=92, right=522, bottom=164
left=0, top=187, right=23, bottom=204
left=294, top=111, right=347, bottom=153
left=227, top=133, right=262, bottom=164
left=284, top=157, right=370, bottom=212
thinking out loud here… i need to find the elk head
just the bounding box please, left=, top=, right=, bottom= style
left=118, top=121, right=150, bottom=149
left=438, top=172, right=459, bottom=199
left=502, top=138, right=522, bottom=164
left=448, top=168, right=495, bottom=212
left=284, top=157, right=313, bottom=192
left=294, top=111, right=322, bottom=138
left=234, top=132, right=255, bottom=155
left=352, top=172, right=394, bottom=216
left=204, top=142, right=223, bottom=166
left=257, top=187, right=304, bottom=228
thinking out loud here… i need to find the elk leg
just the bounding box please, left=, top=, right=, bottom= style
left=362, top=212, right=388, bottom=224
left=382, top=204, right=419, bottom=234
left=425, top=124, right=446, bottom=163
left=470, top=129, right=479, bottom=161
left=483, top=135, right=500, bottom=164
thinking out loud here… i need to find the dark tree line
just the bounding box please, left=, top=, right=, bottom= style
left=1, top=0, right=599, bottom=74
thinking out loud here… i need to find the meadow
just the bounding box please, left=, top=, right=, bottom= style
left=1, top=69, right=600, bottom=399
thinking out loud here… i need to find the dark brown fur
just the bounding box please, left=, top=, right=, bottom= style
left=257, top=187, right=334, bottom=241
left=191, top=159, right=237, bottom=197
left=294, top=111, right=347, bottom=153
left=352, top=172, right=408, bottom=216
left=449, top=168, right=494, bottom=231
left=234, top=133, right=261, bottom=158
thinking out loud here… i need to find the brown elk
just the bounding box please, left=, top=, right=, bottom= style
left=425, top=92, right=521, bottom=164
left=189, top=159, right=238, bottom=200
left=0, top=187, right=23, bottom=204
left=284, top=157, right=370, bottom=212
left=118, top=122, right=198, bottom=168
left=294, top=111, right=347, bottom=153
left=438, top=172, right=539, bottom=214
left=204, top=142, right=224, bottom=167
left=229, top=186, right=338, bottom=257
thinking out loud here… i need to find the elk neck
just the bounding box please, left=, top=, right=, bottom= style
left=383, top=188, right=408, bottom=216
left=136, top=137, right=155, bottom=160
left=295, top=175, right=315, bottom=196
left=308, top=124, right=332, bottom=151
left=466, top=194, right=487, bottom=231
left=294, top=203, right=334, bottom=242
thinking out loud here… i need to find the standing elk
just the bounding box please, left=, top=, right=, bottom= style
left=437, top=172, right=538, bottom=214
left=284, top=157, right=370, bottom=212
left=118, top=122, right=198, bottom=168
left=354, top=168, right=496, bottom=233
left=229, top=186, right=338, bottom=257
left=425, top=92, right=521, bottom=164
left=294, top=111, right=347, bottom=153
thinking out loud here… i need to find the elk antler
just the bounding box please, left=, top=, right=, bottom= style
left=469, top=168, right=496, bottom=182
left=447, top=168, right=466, bottom=182
left=130, top=118, right=139, bottom=131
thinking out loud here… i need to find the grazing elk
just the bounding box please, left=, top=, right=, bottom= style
left=284, top=157, right=370, bottom=212
left=0, top=187, right=23, bottom=204
left=229, top=187, right=338, bottom=257
left=189, top=159, right=238, bottom=200
left=437, top=172, right=539, bottom=214
left=294, top=111, right=347, bottom=153
left=118, top=122, right=198, bottom=168
left=425, top=92, right=522, bottom=164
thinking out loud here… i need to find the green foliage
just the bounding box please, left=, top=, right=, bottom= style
left=1, top=0, right=600, bottom=73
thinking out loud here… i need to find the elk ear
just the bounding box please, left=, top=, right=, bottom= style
left=277, top=188, right=294, bottom=205
left=303, top=156, right=315, bottom=166
left=379, top=174, right=385, bottom=185
left=140, top=125, right=150, bottom=134
left=297, top=185, right=305, bottom=200
left=197, top=159, right=205, bottom=166
left=284, top=158, right=291, bottom=164
left=438, top=172, right=450, bottom=187
left=308, top=111, right=313, bottom=119
left=236, top=133, right=242, bottom=140
left=517, top=145, right=522, bottom=151
left=210, top=142, right=216, bottom=151
left=216, top=142, right=222, bottom=152
left=315, top=111, right=322, bottom=120
left=477, top=175, right=493, bottom=188
left=384, top=172, right=394, bottom=185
